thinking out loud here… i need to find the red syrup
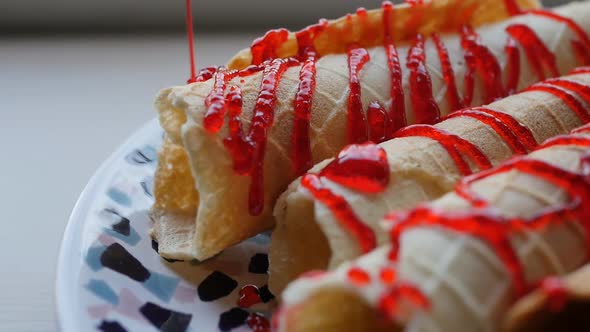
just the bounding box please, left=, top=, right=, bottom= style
left=505, top=38, right=521, bottom=95
left=445, top=108, right=536, bottom=154
left=382, top=1, right=406, bottom=134
left=571, top=122, right=590, bottom=134
left=540, top=277, right=569, bottom=312
left=301, top=173, right=377, bottom=253
left=543, top=79, right=590, bottom=105
left=247, top=59, right=291, bottom=215
left=526, top=83, right=590, bottom=124
left=503, top=0, right=523, bottom=16
left=347, top=47, right=371, bottom=143
left=388, top=154, right=590, bottom=298
left=367, top=102, right=391, bottom=143
left=461, top=25, right=505, bottom=105
left=527, top=10, right=590, bottom=57
left=506, top=24, right=559, bottom=81
left=247, top=313, right=270, bottom=332
left=572, top=41, right=590, bottom=66
left=347, top=267, right=372, bottom=286
left=571, top=67, right=590, bottom=75
left=184, top=0, right=197, bottom=83
left=238, top=284, right=262, bottom=308
left=432, top=33, right=462, bottom=111
left=378, top=282, right=430, bottom=320
left=195, top=66, right=217, bottom=82
left=320, top=143, right=390, bottom=193
left=250, top=29, right=290, bottom=65
left=379, top=266, right=397, bottom=285
left=204, top=69, right=238, bottom=133
left=394, top=125, right=492, bottom=176
left=301, top=143, right=390, bottom=254
left=407, top=34, right=440, bottom=125
left=291, top=21, right=327, bottom=176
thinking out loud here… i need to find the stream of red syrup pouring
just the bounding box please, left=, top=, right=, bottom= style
left=194, top=1, right=590, bottom=217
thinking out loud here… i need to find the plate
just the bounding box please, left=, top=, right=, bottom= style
left=56, top=119, right=273, bottom=332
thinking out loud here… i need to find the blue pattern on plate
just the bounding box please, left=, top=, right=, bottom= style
left=60, top=121, right=274, bottom=332
left=86, top=280, right=119, bottom=305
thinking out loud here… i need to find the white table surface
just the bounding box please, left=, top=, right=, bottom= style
left=0, top=32, right=258, bottom=332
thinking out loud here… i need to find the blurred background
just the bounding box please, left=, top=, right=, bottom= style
left=0, top=0, right=574, bottom=331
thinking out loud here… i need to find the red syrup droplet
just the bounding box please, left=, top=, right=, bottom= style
left=301, top=173, right=377, bottom=254
left=506, top=24, right=559, bottom=81
left=250, top=29, right=290, bottom=65
left=238, top=284, right=262, bottom=308
left=407, top=34, right=440, bottom=125
left=347, top=267, right=372, bottom=286
left=247, top=313, right=270, bottom=332
left=382, top=1, right=406, bottom=135
left=461, top=25, right=505, bottom=105
left=320, top=142, right=390, bottom=193
left=505, top=38, right=521, bottom=95
left=540, top=277, right=569, bottom=313
left=394, top=125, right=492, bottom=176
left=432, top=33, right=462, bottom=111
left=504, top=0, right=523, bottom=16
left=445, top=108, right=533, bottom=155
left=379, top=266, right=397, bottom=285
left=367, top=102, right=391, bottom=143
left=378, top=282, right=430, bottom=320
left=184, top=0, right=197, bottom=83
left=347, top=47, right=371, bottom=143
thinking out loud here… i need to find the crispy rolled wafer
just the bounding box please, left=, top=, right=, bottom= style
left=153, top=0, right=590, bottom=261
left=275, top=123, right=590, bottom=332
left=270, top=70, right=590, bottom=294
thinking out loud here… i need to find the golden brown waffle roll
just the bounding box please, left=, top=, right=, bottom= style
left=151, top=0, right=590, bottom=262
left=270, top=70, right=590, bottom=294
left=275, top=124, right=590, bottom=332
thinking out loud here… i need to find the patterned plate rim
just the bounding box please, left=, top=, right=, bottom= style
left=55, top=118, right=159, bottom=332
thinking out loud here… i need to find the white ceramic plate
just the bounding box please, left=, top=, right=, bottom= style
left=56, top=119, right=274, bottom=332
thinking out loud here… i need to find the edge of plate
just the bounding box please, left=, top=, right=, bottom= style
left=55, top=118, right=159, bottom=332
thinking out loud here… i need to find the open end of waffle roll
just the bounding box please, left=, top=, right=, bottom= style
left=275, top=123, right=590, bottom=332
left=270, top=70, right=590, bottom=294
left=150, top=0, right=586, bottom=261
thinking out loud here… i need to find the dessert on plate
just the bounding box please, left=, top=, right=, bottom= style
left=274, top=122, right=590, bottom=332
left=269, top=69, right=590, bottom=294
left=150, top=0, right=590, bottom=262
